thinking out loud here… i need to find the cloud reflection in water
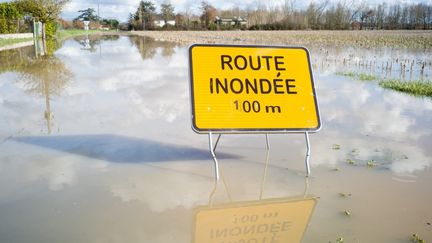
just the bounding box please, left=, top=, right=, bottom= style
left=313, top=73, right=432, bottom=174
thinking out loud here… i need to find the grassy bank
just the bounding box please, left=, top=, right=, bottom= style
left=0, top=37, right=33, bottom=48
left=378, top=79, right=432, bottom=97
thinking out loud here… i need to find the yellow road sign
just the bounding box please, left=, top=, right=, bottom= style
left=189, top=44, right=321, bottom=132
left=193, top=197, right=317, bottom=243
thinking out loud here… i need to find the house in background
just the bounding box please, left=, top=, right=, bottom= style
left=154, top=20, right=176, bottom=28
left=351, top=21, right=361, bottom=30
left=215, top=16, right=247, bottom=27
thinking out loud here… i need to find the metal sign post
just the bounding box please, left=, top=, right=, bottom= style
left=208, top=132, right=313, bottom=182
left=208, top=132, right=220, bottom=181
left=189, top=44, right=321, bottom=181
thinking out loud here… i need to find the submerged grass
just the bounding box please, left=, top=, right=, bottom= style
left=379, top=79, right=432, bottom=97
left=337, top=71, right=432, bottom=97
left=336, top=71, right=377, bottom=81
left=336, top=71, right=356, bottom=78
left=358, top=73, right=376, bottom=81
left=0, top=37, right=33, bottom=48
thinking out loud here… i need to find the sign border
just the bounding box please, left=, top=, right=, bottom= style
left=189, top=44, right=321, bottom=134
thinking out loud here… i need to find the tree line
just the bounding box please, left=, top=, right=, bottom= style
left=127, top=0, right=432, bottom=31
left=58, top=8, right=119, bottom=30
left=2, top=0, right=431, bottom=35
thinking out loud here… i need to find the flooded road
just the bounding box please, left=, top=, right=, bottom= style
left=0, top=35, right=431, bottom=243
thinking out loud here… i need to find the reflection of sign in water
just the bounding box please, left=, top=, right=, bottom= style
left=193, top=197, right=317, bottom=243
left=189, top=44, right=321, bottom=132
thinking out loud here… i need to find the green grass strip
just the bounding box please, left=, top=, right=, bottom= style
left=56, top=29, right=117, bottom=41
left=358, top=73, right=376, bottom=81
left=336, top=71, right=377, bottom=81
left=379, top=79, right=432, bottom=97
left=336, top=71, right=356, bottom=78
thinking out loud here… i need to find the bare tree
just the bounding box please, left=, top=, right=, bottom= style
left=200, top=1, right=216, bottom=28
left=160, top=1, right=175, bottom=25
left=306, top=0, right=328, bottom=29
left=284, top=0, right=296, bottom=16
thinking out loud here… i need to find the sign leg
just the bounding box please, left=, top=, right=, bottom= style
left=213, top=134, right=222, bottom=152
left=265, top=134, right=270, bottom=150
left=208, top=132, right=220, bottom=181
left=259, top=149, right=270, bottom=200
left=304, top=132, right=311, bottom=176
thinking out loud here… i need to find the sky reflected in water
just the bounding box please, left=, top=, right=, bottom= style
left=0, top=35, right=431, bottom=243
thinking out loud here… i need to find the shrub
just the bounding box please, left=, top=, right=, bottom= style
left=45, top=21, right=57, bottom=38
left=208, top=22, right=217, bottom=30
left=0, top=2, right=22, bottom=33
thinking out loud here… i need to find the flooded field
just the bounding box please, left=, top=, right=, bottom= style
left=0, top=34, right=431, bottom=243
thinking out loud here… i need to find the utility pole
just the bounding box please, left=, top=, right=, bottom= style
left=98, top=0, right=100, bottom=24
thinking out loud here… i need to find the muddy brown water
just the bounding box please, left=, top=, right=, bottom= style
left=0, top=35, right=431, bottom=242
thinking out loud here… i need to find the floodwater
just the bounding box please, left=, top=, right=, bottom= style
left=0, top=35, right=431, bottom=243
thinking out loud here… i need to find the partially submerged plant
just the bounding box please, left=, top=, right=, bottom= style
left=411, top=233, right=425, bottom=243
left=344, top=210, right=351, bottom=217
left=367, top=160, right=377, bottom=168
left=339, top=192, right=352, bottom=198
left=332, top=144, right=341, bottom=150
left=350, top=149, right=360, bottom=156
left=336, top=237, right=344, bottom=243
left=346, top=158, right=355, bottom=165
